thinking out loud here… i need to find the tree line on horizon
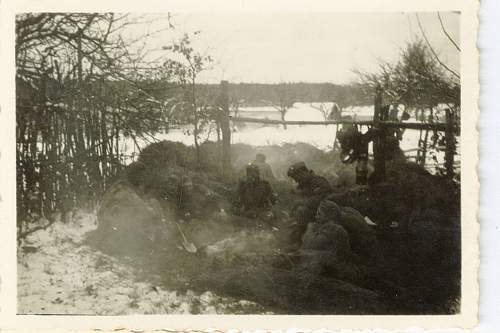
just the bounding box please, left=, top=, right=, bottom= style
left=193, top=82, right=373, bottom=108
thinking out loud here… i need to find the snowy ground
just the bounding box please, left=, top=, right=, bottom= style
left=18, top=211, right=270, bottom=315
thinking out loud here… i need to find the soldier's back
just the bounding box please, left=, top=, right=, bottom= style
left=300, top=173, right=332, bottom=197
left=239, top=179, right=273, bottom=209
left=253, top=161, right=275, bottom=181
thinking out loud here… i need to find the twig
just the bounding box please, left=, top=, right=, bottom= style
left=437, top=13, right=461, bottom=52
left=415, top=14, right=460, bottom=80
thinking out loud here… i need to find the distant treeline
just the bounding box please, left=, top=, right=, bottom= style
left=197, top=82, right=373, bottom=107
left=85, top=81, right=374, bottom=108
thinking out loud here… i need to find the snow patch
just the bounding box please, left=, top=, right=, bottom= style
left=18, top=212, right=269, bottom=314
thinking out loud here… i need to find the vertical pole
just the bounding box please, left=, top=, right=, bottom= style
left=444, top=108, right=455, bottom=179
left=420, top=107, right=433, bottom=167
left=421, top=129, right=429, bottom=167
left=220, top=80, right=232, bottom=178
left=372, top=85, right=386, bottom=183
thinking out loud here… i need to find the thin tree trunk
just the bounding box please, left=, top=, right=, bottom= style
left=191, top=76, right=201, bottom=168
left=280, top=110, right=287, bottom=130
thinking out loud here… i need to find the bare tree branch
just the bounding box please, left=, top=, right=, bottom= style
left=437, top=12, right=461, bottom=52
left=415, top=13, right=460, bottom=80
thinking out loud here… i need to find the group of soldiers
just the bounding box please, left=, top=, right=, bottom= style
left=123, top=148, right=373, bottom=254
left=232, top=154, right=338, bottom=247
left=233, top=155, right=378, bottom=264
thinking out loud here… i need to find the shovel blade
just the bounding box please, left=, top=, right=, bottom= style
left=184, top=242, right=197, bottom=253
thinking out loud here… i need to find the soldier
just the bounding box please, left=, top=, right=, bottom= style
left=337, top=125, right=370, bottom=185
left=286, top=162, right=333, bottom=246
left=315, top=198, right=379, bottom=264
left=287, top=162, right=332, bottom=198
left=252, top=153, right=275, bottom=181
left=233, top=163, right=278, bottom=221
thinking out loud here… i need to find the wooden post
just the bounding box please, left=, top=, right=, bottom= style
left=220, top=80, right=232, bottom=178
left=444, top=108, right=456, bottom=179
left=421, top=130, right=429, bottom=167
left=372, top=85, right=386, bottom=183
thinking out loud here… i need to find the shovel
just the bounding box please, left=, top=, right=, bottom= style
left=175, top=222, right=197, bottom=253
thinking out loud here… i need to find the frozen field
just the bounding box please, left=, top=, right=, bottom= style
left=121, top=103, right=459, bottom=172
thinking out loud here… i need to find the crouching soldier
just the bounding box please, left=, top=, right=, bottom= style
left=232, top=164, right=278, bottom=222
left=315, top=198, right=379, bottom=265
left=286, top=162, right=333, bottom=247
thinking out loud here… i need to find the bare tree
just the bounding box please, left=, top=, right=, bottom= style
left=415, top=13, right=460, bottom=81
left=263, top=82, right=295, bottom=129
left=15, top=13, right=179, bottom=237
left=310, top=102, right=329, bottom=122
left=163, top=33, right=214, bottom=167
left=355, top=39, right=459, bottom=111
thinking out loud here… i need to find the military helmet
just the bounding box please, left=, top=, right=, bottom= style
left=316, top=199, right=342, bottom=222
left=255, top=153, right=266, bottom=162
left=287, top=161, right=308, bottom=178
left=337, top=125, right=358, bottom=146
left=337, top=125, right=359, bottom=164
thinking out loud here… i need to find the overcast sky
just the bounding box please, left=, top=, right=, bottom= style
left=137, top=12, right=460, bottom=84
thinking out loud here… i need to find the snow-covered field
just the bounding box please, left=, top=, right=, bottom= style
left=120, top=103, right=459, bottom=172
left=18, top=211, right=269, bottom=315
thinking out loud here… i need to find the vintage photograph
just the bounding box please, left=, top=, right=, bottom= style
left=15, top=11, right=463, bottom=315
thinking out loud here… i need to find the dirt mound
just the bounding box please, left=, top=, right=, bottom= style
left=323, top=160, right=460, bottom=312
left=90, top=141, right=236, bottom=257
left=328, top=160, right=460, bottom=228
left=87, top=181, right=174, bottom=256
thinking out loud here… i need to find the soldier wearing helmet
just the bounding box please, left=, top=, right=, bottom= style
left=287, top=162, right=332, bottom=197
left=252, top=153, right=275, bottom=181
left=287, top=162, right=333, bottom=246
left=232, top=163, right=278, bottom=221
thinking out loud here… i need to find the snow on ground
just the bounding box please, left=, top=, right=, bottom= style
left=18, top=211, right=269, bottom=315
left=120, top=104, right=377, bottom=153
